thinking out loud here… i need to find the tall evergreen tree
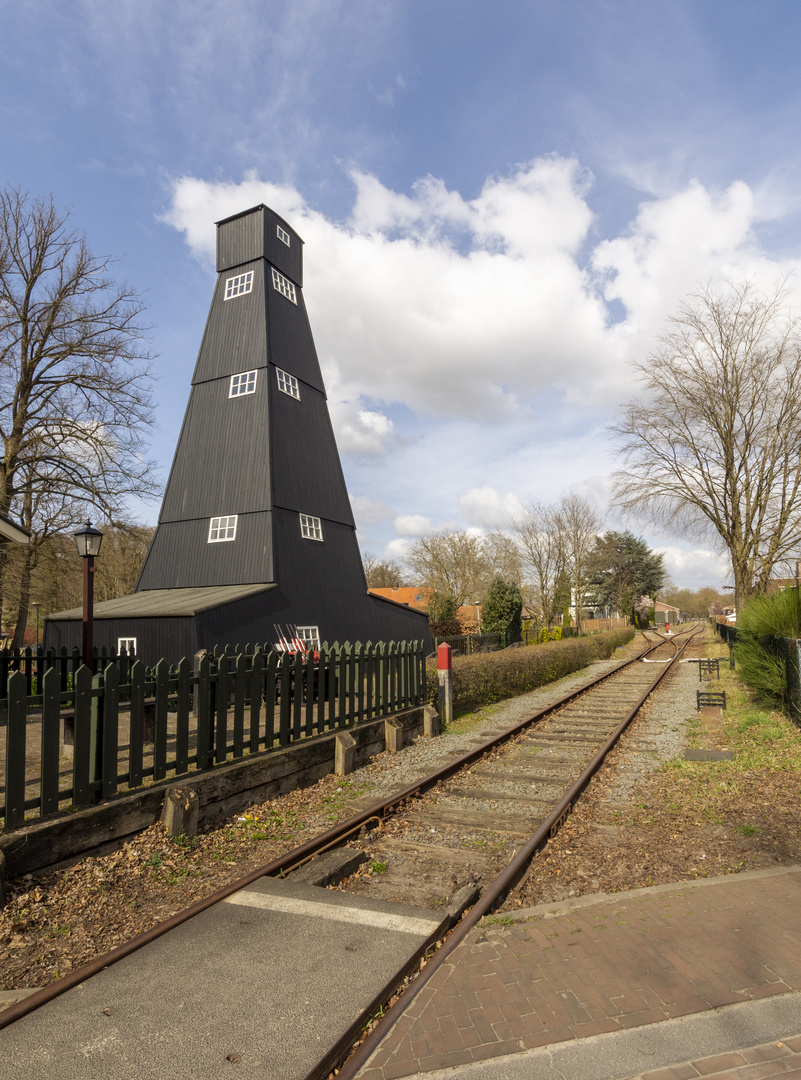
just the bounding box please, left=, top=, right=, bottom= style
left=587, top=531, right=665, bottom=618
left=482, top=576, right=523, bottom=644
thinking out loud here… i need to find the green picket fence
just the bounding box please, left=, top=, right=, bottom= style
left=0, top=640, right=426, bottom=829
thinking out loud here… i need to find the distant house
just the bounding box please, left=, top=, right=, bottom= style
left=45, top=205, right=430, bottom=664
left=654, top=601, right=682, bottom=624
left=767, top=563, right=801, bottom=593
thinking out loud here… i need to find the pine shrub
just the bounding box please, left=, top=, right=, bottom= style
left=734, top=588, right=801, bottom=707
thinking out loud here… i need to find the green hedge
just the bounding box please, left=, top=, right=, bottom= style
left=427, top=627, right=636, bottom=717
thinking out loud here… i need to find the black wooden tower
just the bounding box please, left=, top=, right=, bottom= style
left=45, top=205, right=429, bottom=664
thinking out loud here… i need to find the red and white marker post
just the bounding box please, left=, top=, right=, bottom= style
left=437, top=642, right=453, bottom=727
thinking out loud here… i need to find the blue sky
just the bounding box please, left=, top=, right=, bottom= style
left=3, top=0, right=801, bottom=590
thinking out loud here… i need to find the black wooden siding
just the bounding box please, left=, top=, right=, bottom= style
left=137, top=512, right=273, bottom=590
left=45, top=616, right=199, bottom=669
left=216, top=204, right=303, bottom=287
left=270, top=382, right=354, bottom=525
left=189, top=259, right=324, bottom=394
left=264, top=283, right=325, bottom=394
left=158, top=376, right=271, bottom=521
left=190, top=260, right=268, bottom=385
left=46, top=590, right=429, bottom=667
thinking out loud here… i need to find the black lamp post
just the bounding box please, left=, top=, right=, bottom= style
left=74, top=520, right=103, bottom=668
left=32, top=601, right=41, bottom=648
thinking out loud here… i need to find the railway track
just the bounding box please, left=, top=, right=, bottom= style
left=325, top=623, right=704, bottom=1079
left=0, top=623, right=703, bottom=1079
left=334, top=629, right=698, bottom=915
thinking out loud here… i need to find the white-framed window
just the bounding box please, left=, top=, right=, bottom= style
left=208, top=515, right=238, bottom=542
left=296, top=626, right=320, bottom=649
left=271, top=267, right=297, bottom=304
left=224, top=271, right=254, bottom=300
left=276, top=368, right=300, bottom=399
left=276, top=225, right=291, bottom=247
left=229, top=370, right=257, bottom=397
left=118, top=637, right=137, bottom=654
left=299, top=513, right=323, bottom=541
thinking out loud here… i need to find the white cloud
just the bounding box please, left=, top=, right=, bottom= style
left=162, top=159, right=618, bottom=425
left=384, top=537, right=414, bottom=563
left=393, top=514, right=433, bottom=537
left=329, top=400, right=397, bottom=457
left=349, top=494, right=394, bottom=530
left=162, top=162, right=801, bottom=589
left=594, top=180, right=801, bottom=363
left=655, top=546, right=730, bottom=590
left=458, top=487, right=524, bottom=527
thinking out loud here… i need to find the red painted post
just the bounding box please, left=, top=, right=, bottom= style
left=437, top=643, right=453, bottom=727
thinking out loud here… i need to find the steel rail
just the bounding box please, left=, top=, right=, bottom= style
left=331, top=624, right=703, bottom=1080
left=0, top=626, right=697, bottom=1033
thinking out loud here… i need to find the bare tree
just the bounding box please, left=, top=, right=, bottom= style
left=555, top=493, right=601, bottom=633
left=510, top=500, right=565, bottom=627
left=362, top=551, right=404, bottom=589
left=611, top=281, right=801, bottom=611
left=0, top=188, right=160, bottom=639
left=405, top=530, right=488, bottom=607
left=481, top=529, right=523, bottom=586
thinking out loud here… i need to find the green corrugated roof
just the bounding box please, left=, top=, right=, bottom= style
left=47, top=583, right=276, bottom=621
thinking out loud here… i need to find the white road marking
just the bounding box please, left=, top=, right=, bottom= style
left=223, top=889, right=442, bottom=936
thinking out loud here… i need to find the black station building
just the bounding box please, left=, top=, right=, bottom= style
left=45, top=205, right=430, bottom=665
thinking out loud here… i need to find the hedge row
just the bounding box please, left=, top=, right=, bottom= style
left=427, top=626, right=636, bottom=718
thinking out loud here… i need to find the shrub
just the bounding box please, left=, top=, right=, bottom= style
left=734, top=588, right=801, bottom=707
left=482, top=576, right=523, bottom=644
left=550, top=627, right=562, bottom=641
left=426, top=627, right=635, bottom=717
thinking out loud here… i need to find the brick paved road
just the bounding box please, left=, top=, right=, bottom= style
left=360, top=866, right=801, bottom=1079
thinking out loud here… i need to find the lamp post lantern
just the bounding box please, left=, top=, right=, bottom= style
left=74, top=520, right=103, bottom=668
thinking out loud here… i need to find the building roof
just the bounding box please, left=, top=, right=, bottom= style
left=47, top=583, right=276, bottom=621
left=368, top=587, right=430, bottom=611
left=0, top=511, right=30, bottom=545
left=214, top=203, right=304, bottom=243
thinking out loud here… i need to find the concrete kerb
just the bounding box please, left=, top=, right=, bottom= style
left=0, top=703, right=439, bottom=878
left=413, top=995, right=801, bottom=1080
left=494, top=862, right=801, bottom=926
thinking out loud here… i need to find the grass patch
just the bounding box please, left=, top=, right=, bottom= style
left=650, top=630, right=801, bottom=856
left=482, top=913, right=514, bottom=927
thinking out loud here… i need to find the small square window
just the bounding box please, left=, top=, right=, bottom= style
left=230, top=371, right=257, bottom=397
left=224, top=272, right=254, bottom=300
left=277, top=225, right=291, bottom=247
left=276, top=368, right=300, bottom=400
left=296, top=626, right=320, bottom=649
left=299, top=513, right=323, bottom=541
left=118, top=637, right=137, bottom=654
left=271, top=267, right=297, bottom=304
left=209, top=515, right=238, bottom=542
